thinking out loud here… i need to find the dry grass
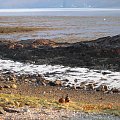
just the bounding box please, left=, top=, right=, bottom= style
left=0, top=93, right=120, bottom=116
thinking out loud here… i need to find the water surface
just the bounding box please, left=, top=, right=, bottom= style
left=0, top=16, right=120, bottom=42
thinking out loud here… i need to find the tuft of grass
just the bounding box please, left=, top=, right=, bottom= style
left=0, top=93, right=119, bottom=116
left=0, top=93, right=48, bottom=108
left=104, top=109, right=120, bottom=116
left=0, top=27, right=61, bottom=34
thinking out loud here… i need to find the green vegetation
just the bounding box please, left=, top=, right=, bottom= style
left=0, top=93, right=120, bottom=116
left=0, top=27, right=60, bottom=34
left=104, top=109, right=120, bottom=116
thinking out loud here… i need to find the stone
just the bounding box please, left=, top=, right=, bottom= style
left=54, top=80, right=62, bottom=86
left=11, top=84, right=17, bottom=89
left=74, top=79, right=78, bottom=83
left=102, top=71, right=111, bottom=75
left=14, top=101, right=20, bottom=107
left=0, top=86, right=3, bottom=90
left=0, top=76, right=4, bottom=81
left=10, top=77, right=16, bottom=83
left=48, top=81, right=56, bottom=86
left=111, top=88, right=119, bottom=93
left=0, top=107, right=6, bottom=114
left=24, top=79, right=29, bottom=82
left=96, top=85, right=108, bottom=92
left=4, top=98, right=9, bottom=102
left=3, top=85, right=10, bottom=88
left=79, top=84, right=86, bottom=90
left=31, top=79, right=37, bottom=83
left=62, top=79, right=69, bottom=82
left=103, top=85, right=108, bottom=91
left=3, top=107, right=20, bottom=113
left=23, top=108, right=30, bottom=113
left=48, top=80, right=62, bottom=86
left=85, top=84, right=94, bottom=91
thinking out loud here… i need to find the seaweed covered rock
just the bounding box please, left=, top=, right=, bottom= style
left=0, top=35, right=120, bottom=71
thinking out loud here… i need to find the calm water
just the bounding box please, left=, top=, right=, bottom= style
left=0, top=9, right=120, bottom=42
left=0, top=8, right=120, bottom=16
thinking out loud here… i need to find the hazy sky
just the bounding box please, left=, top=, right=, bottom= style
left=0, top=0, right=120, bottom=9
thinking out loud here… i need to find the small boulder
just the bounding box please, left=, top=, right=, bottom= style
left=0, top=107, right=6, bottom=114
left=0, top=86, right=3, bottom=90
left=111, top=88, right=119, bottom=93
left=96, top=85, right=108, bottom=92
left=3, top=85, right=10, bottom=88
left=11, top=84, right=17, bottom=89
left=85, top=84, right=94, bottom=91
left=3, top=107, right=20, bottom=113
left=54, top=80, right=62, bottom=86
left=49, top=80, right=62, bottom=86
left=103, top=85, right=108, bottom=91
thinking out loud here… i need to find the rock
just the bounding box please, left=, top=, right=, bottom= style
left=36, top=79, right=47, bottom=86
left=85, top=84, right=94, bottom=91
left=0, top=35, right=120, bottom=71
left=31, top=79, right=37, bottom=83
left=41, top=81, right=47, bottom=86
left=24, top=79, right=29, bottom=83
left=3, top=85, right=10, bottom=88
left=111, top=88, right=119, bottom=93
left=0, top=86, right=3, bottom=90
left=10, top=76, right=16, bottom=83
left=102, top=71, right=111, bottom=75
left=74, top=79, right=78, bottom=83
left=103, top=85, right=108, bottom=91
left=54, top=80, right=62, bottom=86
left=80, top=82, right=87, bottom=90
left=0, top=76, right=4, bottom=81
left=0, top=107, right=6, bottom=114
left=11, top=84, right=17, bottom=89
left=62, top=79, right=69, bottom=82
left=96, top=85, right=108, bottom=92
left=14, top=101, right=20, bottom=107
left=32, top=39, right=57, bottom=47
left=49, top=80, right=62, bottom=86
left=3, top=107, right=20, bottom=113
left=4, top=98, right=9, bottom=102
left=75, top=86, right=82, bottom=89
left=23, top=108, right=31, bottom=113
left=71, top=85, right=77, bottom=90
left=48, top=81, right=56, bottom=86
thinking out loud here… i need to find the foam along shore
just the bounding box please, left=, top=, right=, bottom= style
left=0, top=59, right=120, bottom=89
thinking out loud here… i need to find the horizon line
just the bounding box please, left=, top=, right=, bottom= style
left=0, top=8, right=120, bottom=12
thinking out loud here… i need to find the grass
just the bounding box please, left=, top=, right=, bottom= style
left=104, top=109, right=120, bottom=116
left=0, top=26, right=60, bottom=34
left=0, top=93, right=120, bottom=116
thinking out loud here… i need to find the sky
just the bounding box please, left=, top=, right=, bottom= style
left=0, top=0, right=120, bottom=9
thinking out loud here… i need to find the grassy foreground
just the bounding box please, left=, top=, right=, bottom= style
left=0, top=27, right=60, bottom=33
left=0, top=93, right=120, bottom=116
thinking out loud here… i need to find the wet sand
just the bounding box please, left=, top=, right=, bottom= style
left=0, top=16, right=120, bottom=43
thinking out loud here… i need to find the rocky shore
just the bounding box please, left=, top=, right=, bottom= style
left=0, top=35, right=120, bottom=119
left=0, top=71, right=120, bottom=120
left=0, top=71, right=119, bottom=93
left=0, top=35, right=120, bottom=71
